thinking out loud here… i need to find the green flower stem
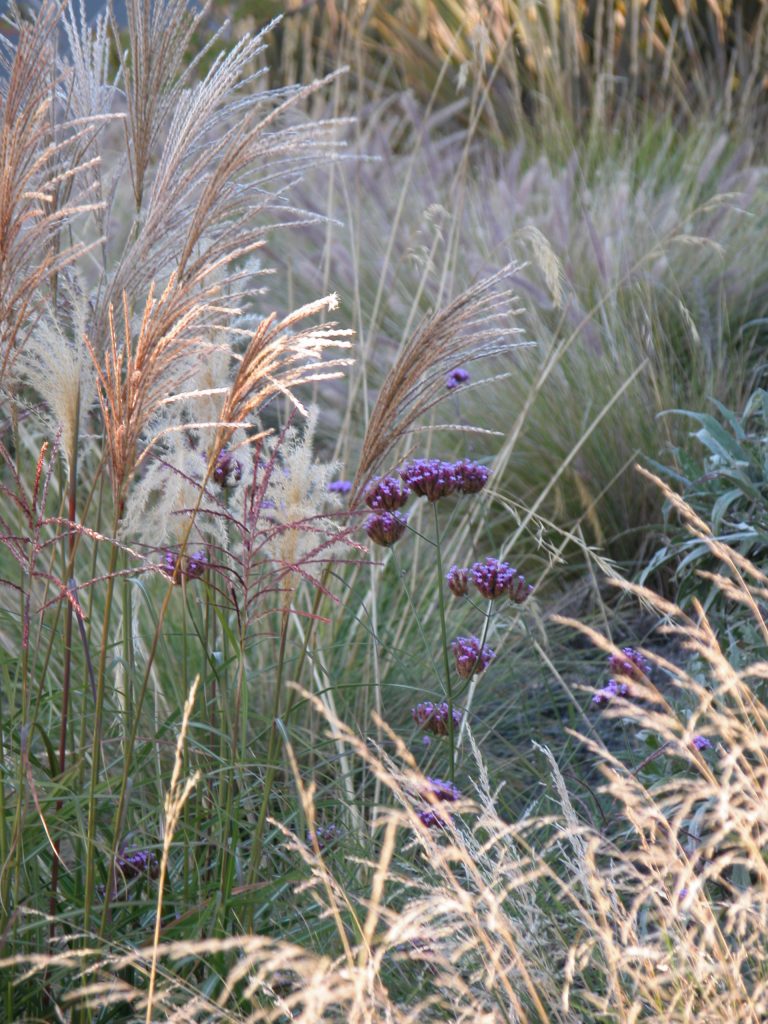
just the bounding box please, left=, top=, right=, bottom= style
left=433, top=502, right=456, bottom=783
left=83, top=539, right=120, bottom=936
left=247, top=605, right=291, bottom=909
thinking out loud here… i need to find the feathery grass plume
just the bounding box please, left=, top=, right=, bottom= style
left=90, top=3, right=350, bottom=355
left=16, top=272, right=95, bottom=471
left=258, top=406, right=349, bottom=582
left=86, top=275, right=222, bottom=518
left=213, top=293, right=353, bottom=456
left=353, top=264, right=525, bottom=493
left=0, top=0, right=105, bottom=389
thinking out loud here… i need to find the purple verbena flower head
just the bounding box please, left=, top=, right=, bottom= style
left=328, top=479, right=352, bottom=495
left=364, top=474, right=411, bottom=510
left=365, top=510, right=408, bottom=547
left=186, top=550, right=208, bottom=580
left=399, top=459, right=458, bottom=502
left=691, top=735, right=712, bottom=752
left=591, top=677, right=630, bottom=708
left=162, top=549, right=208, bottom=584
left=471, top=557, right=514, bottom=600
left=609, top=647, right=651, bottom=682
left=213, top=448, right=242, bottom=487
left=451, top=635, right=495, bottom=679
left=306, top=823, right=341, bottom=851
left=453, top=459, right=490, bottom=495
left=446, top=565, right=470, bottom=597
left=445, top=367, right=470, bottom=390
left=116, top=849, right=159, bottom=881
left=412, top=701, right=462, bottom=736
left=424, top=776, right=462, bottom=802
left=508, top=571, right=534, bottom=604
left=418, top=808, right=447, bottom=829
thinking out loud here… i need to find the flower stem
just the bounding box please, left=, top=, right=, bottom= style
left=433, top=502, right=455, bottom=783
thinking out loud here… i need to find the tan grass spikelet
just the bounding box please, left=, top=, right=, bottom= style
left=214, top=293, right=354, bottom=455
left=353, top=263, right=526, bottom=493
left=86, top=276, right=220, bottom=517
left=0, top=0, right=106, bottom=388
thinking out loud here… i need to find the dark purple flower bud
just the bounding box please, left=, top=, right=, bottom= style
left=471, top=557, right=514, bottom=600
left=412, top=701, right=462, bottom=736
left=400, top=459, right=458, bottom=502
left=451, top=635, right=495, bottom=679
left=365, top=510, right=408, bottom=547
left=328, top=479, right=352, bottom=494
left=162, top=550, right=179, bottom=580
left=418, top=808, right=447, bottom=829
left=691, top=735, right=712, bottom=751
left=162, top=549, right=208, bottom=583
left=186, top=550, right=208, bottom=580
left=306, top=824, right=341, bottom=851
left=446, top=565, right=470, bottom=597
left=445, top=367, right=470, bottom=390
left=364, top=475, right=411, bottom=510
left=116, top=849, right=159, bottom=880
left=213, top=448, right=243, bottom=487
left=591, top=677, right=630, bottom=708
left=424, top=776, right=462, bottom=802
left=609, top=647, right=650, bottom=682
left=453, top=459, right=490, bottom=495
left=508, top=571, right=534, bottom=604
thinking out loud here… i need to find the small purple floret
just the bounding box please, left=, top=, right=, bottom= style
left=609, top=647, right=650, bottom=681
left=162, top=549, right=208, bottom=584
left=400, top=459, right=458, bottom=502
left=451, top=635, right=495, bottom=679
left=591, top=677, right=630, bottom=708
left=424, top=776, right=462, bottom=802
left=116, top=849, right=159, bottom=880
left=445, top=367, right=470, bottom=390
left=412, top=701, right=462, bottom=736
left=508, top=572, right=534, bottom=604
left=365, top=510, right=408, bottom=547
left=213, top=448, right=243, bottom=487
left=364, top=475, right=411, bottom=510
left=691, top=735, right=712, bottom=751
left=306, top=824, right=341, bottom=851
left=328, top=479, right=352, bottom=494
left=453, top=459, right=490, bottom=495
left=446, top=565, right=470, bottom=597
left=471, top=557, right=514, bottom=600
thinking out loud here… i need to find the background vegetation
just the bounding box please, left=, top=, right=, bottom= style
left=1, top=0, right=767, bottom=1020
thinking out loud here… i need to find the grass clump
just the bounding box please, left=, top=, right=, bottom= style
left=1, top=0, right=768, bottom=1022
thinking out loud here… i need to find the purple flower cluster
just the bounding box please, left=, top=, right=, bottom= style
left=365, top=475, right=410, bottom=510
left=162, top=549, right=208, bottom=584
left=451, top=635, right=495, bottom=679
left=446, top=565, right=470, bottom=596
left=116, top=849, right=159, bottom=881
left=412, top=701, right=462, bottom=736
left=445, top=367, right=470, bottom=390
left=328, top=479, right=352, bottom=494
left=213, top=448, right=242, bottom=487
left=609, top=647, right=651, bottom=681
left=447, top=557, right=533, bottom=603
left=591, top=647, right=649, bottom=708
left=365, top=510, right=408, bottom=547
left=417, top=776, right=462, bottom=828
left=454, top=459, right=490, bottom=495
left=591, top=678, right=631, bottom=707
left=306, top=823, right=342, bottom=851
left=691, top=735, right=712, bottom=752
left=400, top=459, right=459, bottom=502
left=362, top=458, right=491, bottom=548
